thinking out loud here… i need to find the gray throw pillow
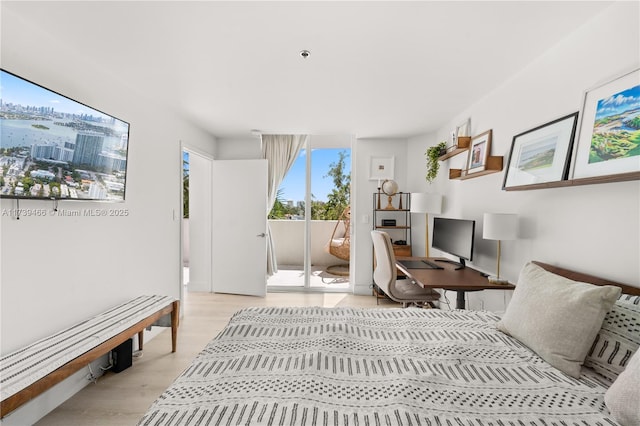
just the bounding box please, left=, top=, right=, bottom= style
left=496, top=262, right=621, bottom=378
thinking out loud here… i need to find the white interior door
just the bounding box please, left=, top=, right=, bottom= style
left=211, top=159, right=268, bottom=296
left=186, top=150, right=213, bottom=292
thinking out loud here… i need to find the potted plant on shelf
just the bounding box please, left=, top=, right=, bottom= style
left=424, top=141, right=447, bottom=183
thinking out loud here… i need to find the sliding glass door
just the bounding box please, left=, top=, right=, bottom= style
left=267, top=137, right=351, bottom=291
left=266, top=147, right=307, bottom=288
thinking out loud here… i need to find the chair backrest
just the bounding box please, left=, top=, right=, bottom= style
left=371, top=230, right=396, bottom=295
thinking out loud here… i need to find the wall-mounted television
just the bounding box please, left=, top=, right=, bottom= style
left=432, top=217, right=476, bottom=269
left=0, top=69, right=130, bottom=202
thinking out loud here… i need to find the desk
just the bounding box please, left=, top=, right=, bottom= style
left=395, top=256, right=515, bottom=309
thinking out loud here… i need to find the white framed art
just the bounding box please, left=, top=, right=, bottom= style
left=456, top=118, right=471, bottom=137
left=466, top=130, right=492, bottom=174
left=503, top=113, right=578, bottom=189
left=369, top=156, right=395, bottom=180
left=572, top=68, right=640, bottom=180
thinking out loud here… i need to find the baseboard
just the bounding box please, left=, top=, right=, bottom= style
left=352, top=282, right=373, bottom=296
left=1, top=326, right=169, bottom=424
left=1, top=356, right=108, bottom=425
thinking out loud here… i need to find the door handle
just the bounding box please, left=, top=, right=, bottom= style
left=256, top=233, right=267, bottom=238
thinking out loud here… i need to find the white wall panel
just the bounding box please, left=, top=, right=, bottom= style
left=0, top=6, right=216, bottom=423
left=406, top=2, right=640, bottom=311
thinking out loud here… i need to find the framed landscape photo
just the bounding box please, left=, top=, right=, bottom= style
left=466, top=130, right=492, bottom=174
left=503, top=112, right=579, bottom=189
left=572, top=68, right=640, bottom=180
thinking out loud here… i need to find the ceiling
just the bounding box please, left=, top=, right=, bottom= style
left=2, top=1, right=613, bottom=139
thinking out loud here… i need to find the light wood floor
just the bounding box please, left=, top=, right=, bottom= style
left=36, top=291, right=397, bottom=426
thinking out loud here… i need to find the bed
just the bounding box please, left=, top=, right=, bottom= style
left=138, top=262, right=640, bottom=426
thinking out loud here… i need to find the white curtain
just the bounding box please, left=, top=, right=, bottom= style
left=262, top=134, right=308, bottom=276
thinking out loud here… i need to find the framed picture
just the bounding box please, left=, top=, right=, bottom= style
left=503, top=113, right=578, bottom=189
left=456, top=118, right=471, bottom=137
left=572, top=68, right=640, bottom=180
left=369, top=156, right=395, bottom=180
left=466, top=130, right=492, bottom=174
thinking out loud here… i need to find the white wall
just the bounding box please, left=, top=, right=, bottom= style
left=0, top=6, right=216, bottom=424
left=352, top=138, right=408, bottom=295
left=216, top=137, right=262, bottom=159
left=407, top=1, right=640, bottom=311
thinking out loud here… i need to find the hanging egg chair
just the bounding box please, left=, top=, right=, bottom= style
left=328, top=206, right=351, bottom=261
left=325, top=207, right=351, bottom=277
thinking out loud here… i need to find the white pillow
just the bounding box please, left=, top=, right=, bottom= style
left=496, top=262, right=621, bottom=378
left=605, top=348, right=640, bottom=425
left=584, top=294, right=640, bottom=380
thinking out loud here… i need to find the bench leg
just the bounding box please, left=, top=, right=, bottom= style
left=171, top=300, right=180, bottom=352
left=138, top=330, right=144, bottom=351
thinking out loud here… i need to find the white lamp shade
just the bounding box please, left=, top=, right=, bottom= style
left=483, top=213, right=518, bottom=240
left=410, top=193, right=442, bottom=214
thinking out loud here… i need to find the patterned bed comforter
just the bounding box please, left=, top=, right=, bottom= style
left=138, top=307, right=617, bottom=426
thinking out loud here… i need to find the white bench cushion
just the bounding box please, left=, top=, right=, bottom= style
left=0, top=295, right=174, bottom=401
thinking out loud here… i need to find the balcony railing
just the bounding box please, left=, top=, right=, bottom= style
left=183, top=219, right=349, bottom=288
left=268, top=219, right=349, bottom=289
left=268, top=219, right=349, bottom=266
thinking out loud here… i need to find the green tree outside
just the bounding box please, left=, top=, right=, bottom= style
left=315, top=150, right=350, bottom=220
left=183, top=155, right=189, bottom=219
left=269, top=150, right=350, bottom=221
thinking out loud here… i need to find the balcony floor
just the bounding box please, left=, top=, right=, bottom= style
left=184, top=265, right=350, bottom=291
left=268, top=264, right=350, bottom=290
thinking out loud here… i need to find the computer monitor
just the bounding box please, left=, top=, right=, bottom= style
left=431, top=217, right=475, bottom=269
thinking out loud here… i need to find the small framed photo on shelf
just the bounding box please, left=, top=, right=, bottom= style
left=503, top=112, right=579, bottom=189
left=572, top=68, right=640, bottom=180
left=369, top=156, right=395, bottom=180
left=466, top=130, right=492, bottom=174
left=452, top=118, right=471, bottom=147
left=456, top=118, right=471, bottom=138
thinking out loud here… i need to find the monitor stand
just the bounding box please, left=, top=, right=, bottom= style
left=435, top=258, right=466, bottom=270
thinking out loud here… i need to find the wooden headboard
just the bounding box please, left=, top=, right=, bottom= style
left=533, top=261, right=640, bottom=296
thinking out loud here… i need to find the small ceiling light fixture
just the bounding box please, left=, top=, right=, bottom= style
left=299, top=50, right=311, bottom=59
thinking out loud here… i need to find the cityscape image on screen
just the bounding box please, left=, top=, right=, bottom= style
left=0, top=69, right=130, bottom=202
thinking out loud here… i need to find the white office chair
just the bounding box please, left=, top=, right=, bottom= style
left=371, top=230, right=440, bottom=308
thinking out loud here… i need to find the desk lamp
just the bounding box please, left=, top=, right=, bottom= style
left=483, top=213, right=518, bottom=284
left=410, top=193, right=443, bottom=257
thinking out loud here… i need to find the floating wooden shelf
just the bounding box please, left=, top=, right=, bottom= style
left=437, top=136, right=503, bottom=181
left=449, top=156, right=503, bottom=180
left=503, top=170, right=640, bottom=191
left=438, top=137, right=471, bottom=161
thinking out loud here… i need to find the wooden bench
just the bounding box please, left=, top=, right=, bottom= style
left=0, top=295, right=179, bottom=418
